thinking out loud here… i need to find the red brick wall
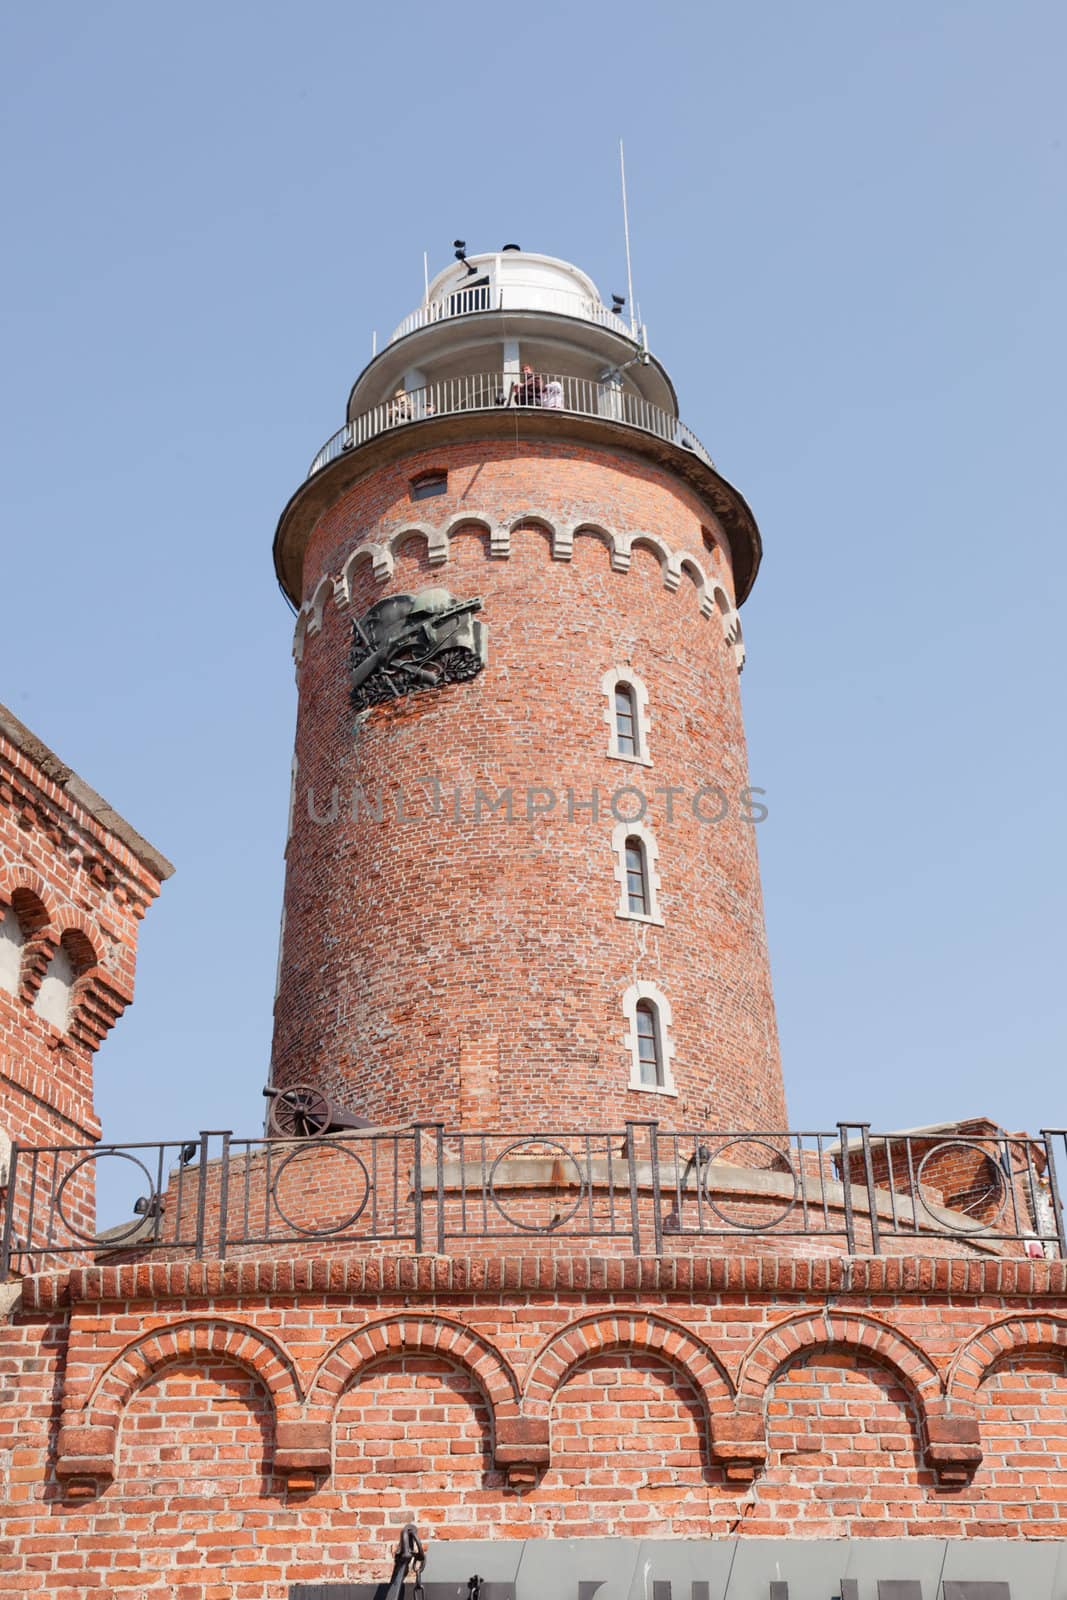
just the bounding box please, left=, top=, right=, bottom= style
left=273, top=439, right=783, bottom=1134
left=0, top=720, right=168, bottom=1248
left=1, top=1253, right=1064, bottom=1595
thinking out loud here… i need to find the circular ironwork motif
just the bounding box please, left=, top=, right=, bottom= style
left=914, top=1139, right=1008, bottom=1234
left=269, top=1138, right=371, bottom=1237
left=55, top=1149, right=160, bottom=1245
left=487, top=1138, right=586, bottom=1233
left=699, top=1138, right=799, bottom=1231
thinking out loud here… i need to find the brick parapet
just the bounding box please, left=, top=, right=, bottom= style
left=20, top=1250, right=1067, bottom=1310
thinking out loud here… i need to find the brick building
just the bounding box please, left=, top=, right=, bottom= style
left=1, top=249, right=1065, bottom=1598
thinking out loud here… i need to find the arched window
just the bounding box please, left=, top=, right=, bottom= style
left=32, top=930, right=95, bottom=1033
left=625, top=837, right=649, bottom=915
left=622, top=981, right=677, bottom=1096
left=0, top=902, right=24, bottom=996
left=611, top=821, right=663, bottom=925
left=615, top=685, right=639, bottom=756
left=601, top=668, right=652, bottom=765
left=634, top=1000, right=663, bottom=1087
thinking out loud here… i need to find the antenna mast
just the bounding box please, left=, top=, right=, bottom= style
left=619, top=138, right=637, bottom=337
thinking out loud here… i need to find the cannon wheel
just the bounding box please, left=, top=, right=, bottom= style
left=268, top=1084, right=332, bottom=1139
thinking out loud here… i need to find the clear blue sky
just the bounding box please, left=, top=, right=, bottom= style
left=1, top=2, right=1063, bottom=1147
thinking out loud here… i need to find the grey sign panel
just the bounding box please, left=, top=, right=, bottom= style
left=942, top=1586, right=1012, bottom=1599
left=290, top=1538, right=1067, bottom=1599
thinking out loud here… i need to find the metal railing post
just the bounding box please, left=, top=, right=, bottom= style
left=0, top=1141, right=19, bottom=1278
left=647, top=1121, right=664, bottom=1256
left=411, top=1124, right=425, bottom=1253
left=194, top=1131, right=211, bottom=1261
left=837, top=1122, right=857, bottom=1254
left=624, top=1122, right=642, bottom=1254
left=858, top=1123, right=881, bottom=1255
left=1040, top=1130, right=1067, bottom=1258
left=217, top=1132, right=232, bottom=1263
left=433, top=1123, right=446, bottom=1254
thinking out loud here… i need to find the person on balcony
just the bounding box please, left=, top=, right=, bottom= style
left=510, top=365, right=545, bottom=407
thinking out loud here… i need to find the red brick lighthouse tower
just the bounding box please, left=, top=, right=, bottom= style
left=4, top=246, right=1066, bottom=1600
left=271, top=245, right=785, bottom=1135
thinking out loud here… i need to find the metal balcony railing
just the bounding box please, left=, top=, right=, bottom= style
left=2, top=1123, right=1064, bottom=1269
left=307, top=371, right=714, bottom=479
left=389, top=285, right=635, bottom=344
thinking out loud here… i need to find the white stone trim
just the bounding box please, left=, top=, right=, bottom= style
left=611, top=820, right=664, bottom=926
left=621, top=980, right=677, bottom=1096
left=295, top=515, right=745, bottom=671
left=601, top=667, right=652, bottom=767
left=0, top=902, right=24, bottom=996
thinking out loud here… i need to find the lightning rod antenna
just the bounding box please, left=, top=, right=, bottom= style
left=619, top=138, right=637, bottom=337
left=423, top=250, right=430, bottom=302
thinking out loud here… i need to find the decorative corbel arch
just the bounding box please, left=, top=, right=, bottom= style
left=668, top=552, right=710, bottom=610
left=307, top=1313, right=519, bottom=1423
left=948, top=1314, right=1067, bottom=1407
left=611, top=529, right=672, bottom=577
left=570, top=521, right=615, bottom=565
left=507, top=510, right=558, bottom=561
left=523, top=1311, right=733, bottom=1420
left=338, top=541, right=394, bottom=603
left=444, top=513, right=496, bottom=560
left=57, top=1318, right=304, bottom=1482
left=735, top=1309, right=976, bottom=1482
left=736, top=1309, right=942, bottom=1411
left=388, top=520, right=450, bottom=568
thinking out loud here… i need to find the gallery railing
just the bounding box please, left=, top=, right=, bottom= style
left=2, top=1123, right=1065, bottom=1271
left=306, top=371, right=715, bottom=478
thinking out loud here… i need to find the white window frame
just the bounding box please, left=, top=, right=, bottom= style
left=621, top=980, right=677, bottom=1097
left=611, top=820, right=664, bottom=925
left=601, top=668, right=652, bottom=767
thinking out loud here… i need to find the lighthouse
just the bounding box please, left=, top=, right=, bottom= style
left=270, top=246, right=785, bottom=1134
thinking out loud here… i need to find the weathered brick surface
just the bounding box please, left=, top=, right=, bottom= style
left=1, top=1253, right=1065, bottom=1594
left=273, top=440, right=784, bottom=1133
left=0, top=711, right=169, bottom=1243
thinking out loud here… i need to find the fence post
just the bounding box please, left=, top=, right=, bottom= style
left=217, top=1133, right=232, bottom=1263
left=647, top=1121, right=664, bottom=1256
left=858, top=1123, right=881, bottom=1255
left=194, top=1131, right=211, bottom=1261
left=837, top=1122, right=857, bottom=1255
left=624, top=1122, right=642, bottom=1254
left=0, top=1141, right=19, bottom=1278
left=1040, top=1130, right=1067, bottom=1258
left=433, top=1123, right=446, bottom=1255
left=411, top=1125, right=424, bottom=1254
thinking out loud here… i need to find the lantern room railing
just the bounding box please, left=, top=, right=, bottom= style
left=388, top=283, right=635, bottom=344
left=306, top=371, right=715, bottom=479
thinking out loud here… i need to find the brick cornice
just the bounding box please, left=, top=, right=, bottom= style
left=19, top=1250, right=1067, bottom=1310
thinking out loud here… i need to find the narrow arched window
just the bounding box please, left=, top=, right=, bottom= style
left=634, top=1000, right=663, bottom=1088
left=614, top=684, right=639, bottom=756
left=625, top=837, right=650, bottom=916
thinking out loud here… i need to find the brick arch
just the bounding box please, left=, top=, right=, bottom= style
left=736, top=1311, right=943, bottom=1414
left=948, top=1315, right=1067, bottom=1405
left=0, top=868, right=59, bottom=930
left=307, top=1315, right=520, bottom=1430
left=522, top=1313, right=734, bottom=1423
left=58, top=1318, right=303, bottom=1481
left=50, top=909, right=102, bottom=968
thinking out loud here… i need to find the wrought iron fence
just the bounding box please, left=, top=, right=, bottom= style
left=306, top=371, right=715, bottom=478
left=2, top=1122, right=1064, bottom=1271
